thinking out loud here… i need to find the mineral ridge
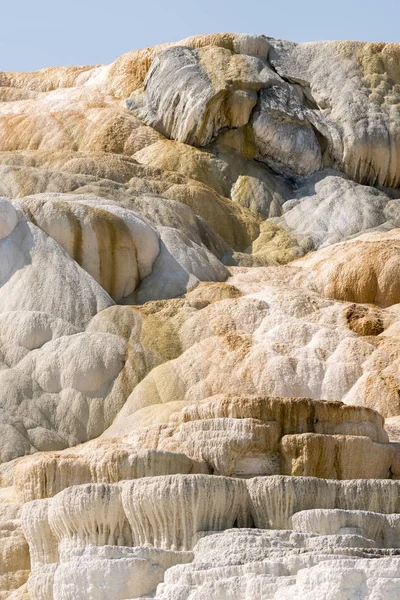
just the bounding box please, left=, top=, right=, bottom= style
left=1, top=32, right=400, bottom=599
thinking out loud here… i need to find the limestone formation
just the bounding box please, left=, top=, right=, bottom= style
left=1, top=30, right=400, bottom=600
left=17, top=475, right=400, bottom=599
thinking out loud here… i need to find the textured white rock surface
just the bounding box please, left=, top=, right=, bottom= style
left=18, top=475, right=400, bottom=599
left=130, top=226, right=229, bottom=303
left=274, top=171, right=400, bottom=251
left=52, top=546, right=191, bottom=600
left=153, top=531, right=400, bottom=599
left=1, top=30, right=400, bottom=600
left=0, top=199, right=18, bottom=239
left=267, top=39, right=400, bottom=188
left=0, top=218, right=114, bottom=328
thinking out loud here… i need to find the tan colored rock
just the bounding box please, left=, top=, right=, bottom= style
left=133, top=140, right=262, bottom=249
left=133, top=140, right=233, bottom=197
left=280, top=433, right=394, bottom=479
left=295, top=229, right=400, bottom=307
left=6, top=584, right=30, bottom=600
left=12, top=394, right=396, bottom=506
left=15, top=449, right=203, bottom=504
left=0, top=490, right=30, bottom=599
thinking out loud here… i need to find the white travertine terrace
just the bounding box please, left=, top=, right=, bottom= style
left=1, top=30, right=400, bottom=599
left=16, top=475, right=400, bottom=599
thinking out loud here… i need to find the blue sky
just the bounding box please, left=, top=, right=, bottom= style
left=3, top=0, right=399, bottom=72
